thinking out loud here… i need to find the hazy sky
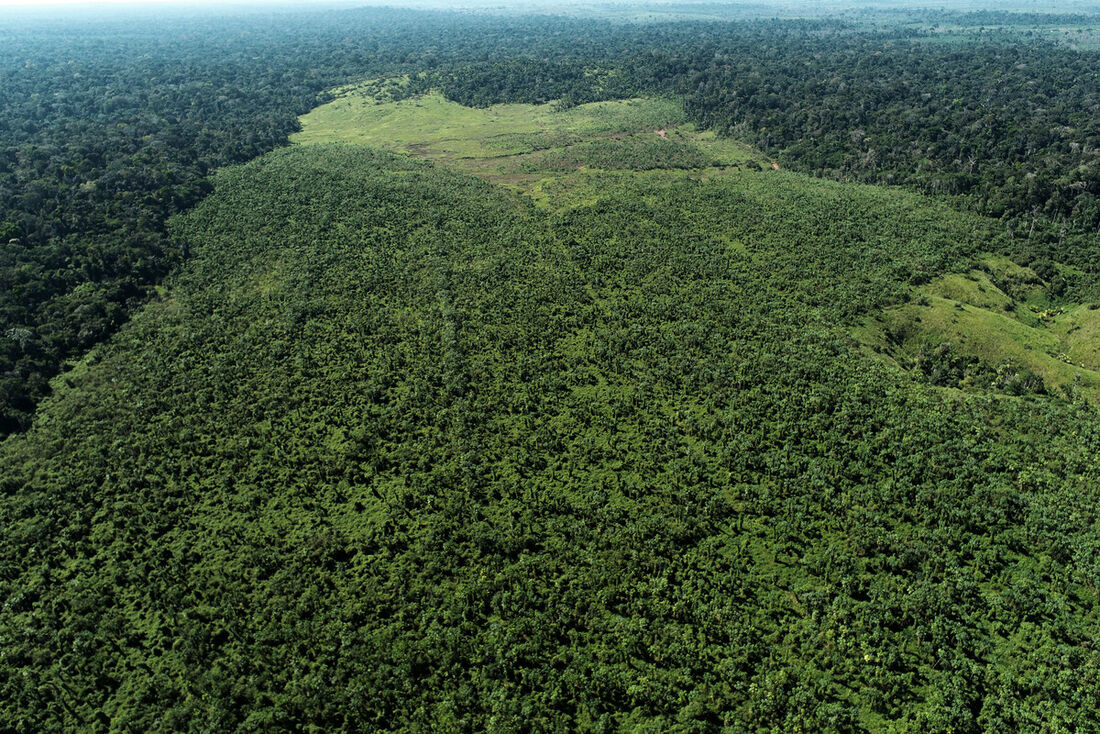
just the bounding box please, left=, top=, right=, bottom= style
left=3, top=0, right=1097, bottom=12
left=0, top=0, right=313, bottom=4
left=0, top=0, right=359, bottom=6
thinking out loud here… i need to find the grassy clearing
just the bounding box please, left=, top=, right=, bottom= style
left=292, top=85, right=771, bottom=199
left=1052, top=304, right=1100, bottom=370
left=859, top=254, right=1100, bottom=400
left=293, top=90, right=686, bottom=156
left=923, top=271, right=1013, bottom=313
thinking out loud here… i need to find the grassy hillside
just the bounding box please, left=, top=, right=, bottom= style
left=293, top=86, right=769, bottom=195
left=857, top=255, right=1100, bottom=402
left=3, top=94, right=1100, bottom=731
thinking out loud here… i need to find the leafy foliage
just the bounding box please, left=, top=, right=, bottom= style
left=520, top=136, right=718, bottom=172
left=3, top=140, right=1100, bottom=730
left=3, top=6, right=1100, bottom=731
left=6, top=8, right=1100, bottom=433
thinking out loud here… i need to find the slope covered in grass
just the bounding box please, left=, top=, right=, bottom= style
left=3, top=104, right=1100, bottom=731
left=292, top=86, right=768, bottom=192
left=293, top=88, right=688, bottom=154
left=858, top=255, right=1100, bottom=402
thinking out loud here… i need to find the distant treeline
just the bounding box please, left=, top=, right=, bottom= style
left=677, top=33, right=1100, bottom=270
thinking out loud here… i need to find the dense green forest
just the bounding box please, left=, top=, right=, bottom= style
left=0, top=7, right=652, bottom=433
left=3, top=3, right=1100, bottom=731
left=6, top=139, right=1100, bottom=732
left=4, top=7, right=1100, bottom=432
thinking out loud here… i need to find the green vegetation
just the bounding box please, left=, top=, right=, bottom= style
left=6, top=86, right=1100, bottom=729
left=679, top=35, right=1100, bottom=292
left=4, top=5, right=1100, bottom=731
left=295, top=88, right=686, bottom=152
left=7, top=6, right=1100, bottom=434
left=858, top=255, right=1100, bottom=402
left=294, top=88, right=768, bottom=197
left=294, top=89, right=766, bottom=189
left=518, top=136, right=718, bottom=172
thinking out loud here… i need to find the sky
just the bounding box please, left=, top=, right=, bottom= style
left=2, top=0, right=1097, bottom=12
left=0, top=0, right=593, bottom=11
left=0, top=0, right=410, bottom=14
left=0, top=0, right=364, bottom=6
left=0, top=0, right=323, bottom=4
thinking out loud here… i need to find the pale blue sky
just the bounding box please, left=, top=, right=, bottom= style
left=0, top=0, right=362, bottom=6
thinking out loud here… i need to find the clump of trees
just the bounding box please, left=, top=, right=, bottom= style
left=522, top=137, right=718, bottom=172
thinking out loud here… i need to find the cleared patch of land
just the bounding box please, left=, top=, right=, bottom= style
left=857, top=254, right=1100, bottom=400
left=292, top=83, right=772, bottom=202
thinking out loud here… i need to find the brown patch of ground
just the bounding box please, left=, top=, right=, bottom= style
left=656, top=129, right=668, bottom=139
left=771, top=161, right=780, bottom=170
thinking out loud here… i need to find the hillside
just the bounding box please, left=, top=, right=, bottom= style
left=3, top=91, right=1100, bottom=731
left=292, top=86, right=770, bottom=196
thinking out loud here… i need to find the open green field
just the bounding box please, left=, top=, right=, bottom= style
left=293, top=84, right=770, bottom=199
left=857, top=254, right=1100, bottom=401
